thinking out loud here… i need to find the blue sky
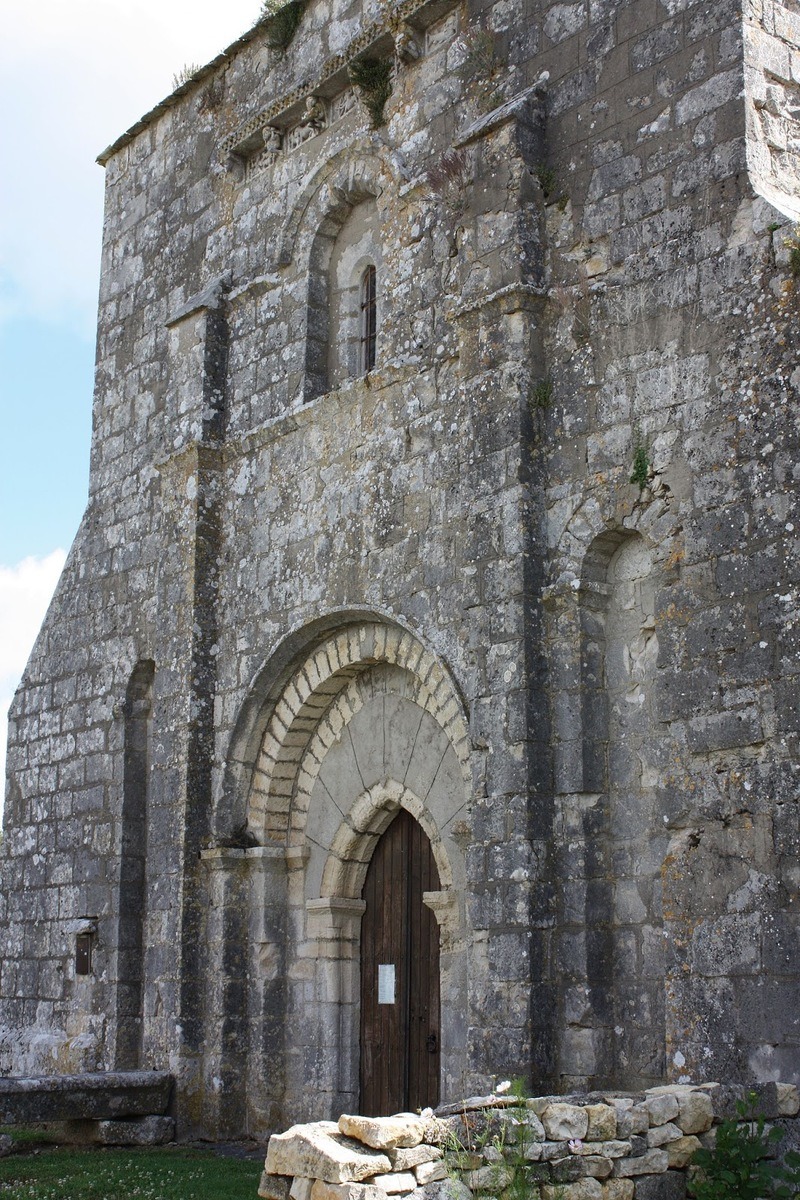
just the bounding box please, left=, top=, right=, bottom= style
left=0, top=0, right=263, bottom=789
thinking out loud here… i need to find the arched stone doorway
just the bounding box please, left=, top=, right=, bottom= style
left=213, top=618, right=471, bottom=1132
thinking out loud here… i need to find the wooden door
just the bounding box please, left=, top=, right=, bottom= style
left=360, top=809, right=441, bottom=1115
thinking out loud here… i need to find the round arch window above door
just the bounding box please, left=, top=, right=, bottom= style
left=360, top=808, right=440, bottom=1116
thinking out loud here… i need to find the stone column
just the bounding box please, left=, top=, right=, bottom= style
left=300, top=898, right=366, bottom=1121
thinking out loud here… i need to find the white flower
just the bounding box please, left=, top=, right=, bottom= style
left=420, top=1107, right=434, bottom=1119
left=495, top=1080, right=511, bottom=1094
left=568, top=1139, right=583, bottom=1153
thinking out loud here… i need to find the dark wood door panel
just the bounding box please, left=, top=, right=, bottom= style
left=360, top=809, right=441, bottom=1115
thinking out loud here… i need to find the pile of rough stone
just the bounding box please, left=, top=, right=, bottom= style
left=259, top=1082, right=800, bottom=1200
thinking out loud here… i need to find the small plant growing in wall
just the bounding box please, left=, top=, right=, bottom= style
left=535, top=163, right=558, bottom=202
left=455, top=27, right=504, bottom=114
left=171, top=63, right=202, bottom=90
left=348, top=57, right=394, bottom=128
left=788, top=229, right=800, bottom=278
left=688, top=1093, right=800, bottom=1200
left=441, top=1079, right=548, bottom=1200
left=427, top=149, right=472, bottom=220
left=531, top=376, right=553, bottom=409
left=262, top=0, right=307, bottom=53
left=630, top=427, right=651, bottom=489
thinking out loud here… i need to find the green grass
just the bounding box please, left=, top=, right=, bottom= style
left=0, top=1145, right=262, bottom=1200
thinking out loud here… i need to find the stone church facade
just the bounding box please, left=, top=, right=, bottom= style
left=2, top=0, right=800, bottom=1140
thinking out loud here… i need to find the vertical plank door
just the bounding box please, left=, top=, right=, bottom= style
left=360, top=809, right=441, bottom=1115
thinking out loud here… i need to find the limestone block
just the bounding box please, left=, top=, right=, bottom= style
left=676, top=1094, right=712, bottom=1136
left=582, top=1156, right=614, bottom=1179
left=629, top=1109, right=649, bottom=1135
left=666, top=1137, right=701, bottom=1169
left=291, top=1180, right=314, bottom=1200
left=96, top=1116, right=175, bottom=1145
left=266, top=1123, right=393, bottom=1182
left=367, top=1173, right=418, bottom=1194
left=644, top=1087, right=696, bottom=1098
left=643, top=1098, right=679, bottom=1128
left=646, top=1124, right=682, bottom=1148
left=421, top=1181, right=471, bottom=1200
left=465, top=1165, right=512, bottom=1190
left=613, top=1151, right=669, bottom=1177
left=586, top=1106, right=617, bottom=1142
left=552, top=1156, right=590, bottom=1182
left=444, top=1151, right=482, bottom=1172
left=603, top=1182, right=634, bottom=1200
left=542, top=1104, right=589, bottom=1141
left=310, top=1182, right=386, bottom=1200
left=259, top=1171, right=292, bottom=1200
left=414, top=1161, right=448, bottom=1185
left=541, top=1140, right=570, bottom=1160
left=543, top=1179, right=603, bottom=1200
left=600, top=1143, right=632, bottom=1158
left=633, top=1173, right=687, bottom=1200
left=339, top=1115, right=425, bottom=1151
left=777, top=1084, right=800, bottom=1116
left=507, top=1112, right=545, bottom=1142
left=391, top=1146, right=443, bottom=1170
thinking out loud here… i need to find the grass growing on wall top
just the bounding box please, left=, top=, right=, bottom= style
left=262, top=0, right=307, bottom=51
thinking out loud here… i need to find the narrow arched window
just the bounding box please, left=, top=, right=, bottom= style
left=360, top=265, right=377, bottom=374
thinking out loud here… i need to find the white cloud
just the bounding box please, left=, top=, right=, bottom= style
left=0, top=551, right=67, bottom=805
left=0, top=0, right=261, bottom=335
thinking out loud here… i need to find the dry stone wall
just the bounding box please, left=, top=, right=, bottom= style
left=259, top=1084, right=800, bottom=1200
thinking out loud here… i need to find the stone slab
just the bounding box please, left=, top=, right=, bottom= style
left=0, top=1072, right=174, bottom=1124
left=339, top=1115, right=425, bottom=1150
left=96, top=1116, right=175, bottom=1146
left=311, top=1182, right=386, bottom=1200
left=366, top=1172, right=418, bottom=1193
left=414, top=1161, right=448, bottom=1184
left=259, top=1172, right=292, bottom=1200
left=390, top=1146, right=442, bottom=1170
left=647, top=1124, right=682, bottom=1148
left=267, top=1123, right=392, bottom=1183
left=614, top=1151, right=669, bottom=1177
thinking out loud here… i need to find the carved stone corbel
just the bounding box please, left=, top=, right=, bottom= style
left=394, top=23, right=422, bottom=64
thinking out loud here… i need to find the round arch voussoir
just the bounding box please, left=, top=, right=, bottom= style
left=245, top=620, right=470, bottom=846
left=320, top=780, right=454, bottom=900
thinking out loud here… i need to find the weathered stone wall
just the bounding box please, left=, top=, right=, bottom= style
left=745, top=0, right=800, bottom=219
left=257, top=1083, right=800, bottom=1200
left=1, top=0, right=799, bottom=1142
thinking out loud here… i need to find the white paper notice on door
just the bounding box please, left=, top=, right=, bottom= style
left=378, top=963, right=396, bottom=1004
